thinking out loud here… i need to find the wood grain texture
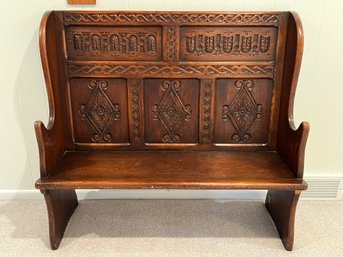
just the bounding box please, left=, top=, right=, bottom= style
left=41, top=189, right=78, bottom=250
left=267, top=13, right=288, bottom=149
left=276, top=12, right=310, bottom=178
left=35, top=12, right=69, bottom=177
left=265, top=190, right=301, bottom=251
left=35, top=151, right=307, bottom=190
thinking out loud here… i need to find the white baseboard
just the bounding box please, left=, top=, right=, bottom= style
left=1, top=176, right=342, bottom=200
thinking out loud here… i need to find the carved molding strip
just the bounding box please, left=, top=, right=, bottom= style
left=166, top=27, right=177, bottom=62
left=201, top=80, right=212, bottom=143
left=128, top=79, right=142, bottom=142
left=64, top=12, right=279, bottom=26
left=79, top=80, right=120, bottom=143
left=68, top=63, right=275, bottom=78
left=222, top=80, right=262, bottom=143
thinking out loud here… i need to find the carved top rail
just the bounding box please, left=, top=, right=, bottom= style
left=63, top=11, right=280, bottom=26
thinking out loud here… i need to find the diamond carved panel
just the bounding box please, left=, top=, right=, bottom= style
left=152, top=80, right=192, bottom=143
left=79, top=80, right=120, bottom=142
left=222, top=80, right=262, bottom=142
left=70, top=78, right=129, bottom=144
left=214, top=79, right=272, bottom=144
left=144, top=79, right=199, bottom=144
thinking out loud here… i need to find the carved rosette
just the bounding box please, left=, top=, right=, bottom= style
left=222, top=80, right=262, bottom=143
left=152, top=80, right=192, bottom=143
left=79, top=80, right=120, bottom=143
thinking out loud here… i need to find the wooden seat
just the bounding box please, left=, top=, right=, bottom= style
left=35, top=10, right=309, bottom=251
left=36, top=151, right=307, bottom=190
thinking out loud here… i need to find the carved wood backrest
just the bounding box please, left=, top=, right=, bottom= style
left=40, top=11, right=302, bottom=151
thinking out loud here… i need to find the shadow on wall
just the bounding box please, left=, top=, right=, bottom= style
left=14, top=29, right=48, bottom=192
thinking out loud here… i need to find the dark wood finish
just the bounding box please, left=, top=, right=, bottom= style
left=66, top=26, right=162, bottom=61
left=214, top=79, right=272, bottom=144
left=276, top=12, right=310, bottom=177
left=67, top=61, right=275, bottom=79
left=199, top=79, right=215, bottom=144
left=35, top=151, right=307, bottom=190
left=63, top=11, right=281, bottom=26
left=144, top=79, right=199, bottom=144
left=180, top=27, right=277, bottom=61
left=41, top=189, right=78, bottom=250
left=35, top=11, right=309, bottom=250
left=70, top=78, right=129, bottom=144
left=127, top=79, right=144, bottom=145
left=35, top=12, right=71, bottom=177
left=266, top=190, right=301, bottom=251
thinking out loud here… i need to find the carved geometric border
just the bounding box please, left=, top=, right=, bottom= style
left=64, top=12, right=280, bottom=26
left=128, top=79, right=142, bottom=143
left=165, top=27, right=177, bottom=62
left=68, top=63, right=275, bottom=78
left=200, top=79, right=213, bottom=143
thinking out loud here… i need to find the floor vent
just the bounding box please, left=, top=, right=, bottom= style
left=301, top=177, right=342, bottom=199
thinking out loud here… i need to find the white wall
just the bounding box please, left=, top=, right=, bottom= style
left=0, top=0, right=342, bottom=191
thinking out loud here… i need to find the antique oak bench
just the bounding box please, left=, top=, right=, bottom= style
left=35, top=11, right=309, bottom=250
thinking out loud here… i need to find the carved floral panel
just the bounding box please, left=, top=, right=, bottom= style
left=66, top=26, right=162, bottom=61
left=180, top=27, right=277, bottom=61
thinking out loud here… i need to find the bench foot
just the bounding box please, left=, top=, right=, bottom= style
left=41, top=189, right=78, bottom=250
left=265, top=189, right=301, bottom=251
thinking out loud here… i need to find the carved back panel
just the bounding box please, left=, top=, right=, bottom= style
left=47, top=11, right=292, bottom=151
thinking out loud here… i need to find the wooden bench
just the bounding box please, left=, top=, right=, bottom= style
left=35, top=10, right=309, bottom=250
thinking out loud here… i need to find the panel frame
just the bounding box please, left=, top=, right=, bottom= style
left=58, top=11, right=288, bottom=151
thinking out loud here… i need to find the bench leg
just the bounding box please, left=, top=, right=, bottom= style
left=41, top=189, right=78, bottom=250
left=265, top=189, right=301, bottom=251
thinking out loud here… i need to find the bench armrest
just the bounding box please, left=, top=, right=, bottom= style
left=277, top=121, right=309, bottom=178
left=35, top=120, right=65, bottom=177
